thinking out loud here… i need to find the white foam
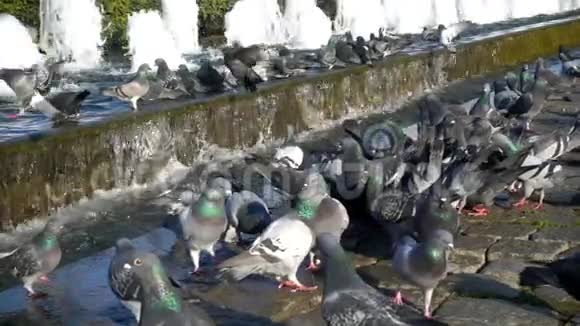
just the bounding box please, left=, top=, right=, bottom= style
left=0, top=14, right=42, bottom=69
left=39, top=0, right=102, bottom=69
left=127, top=10, right=186, bottom=71
left=224, top=0, right=286, bottom=46
left=162, top=0, right=200, bottom=54
left=284, top=0, right=332, bottom=49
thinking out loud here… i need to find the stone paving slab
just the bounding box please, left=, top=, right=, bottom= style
left=454, top=235, right=497, bottom=257
left=464, top=223, right=538, bottom=240
left=531, top=227, right=580, bottom=245
left=480, top=259, right=539, bottom=289
left=436, top=297, right=560, bottom=326
left=533, top=285, right=580, bottom=317
left=448, top=252, right=486, bottom=274
left=488, top=239, right=569, bottom=262
left=445, top=273, right=520, bottom=300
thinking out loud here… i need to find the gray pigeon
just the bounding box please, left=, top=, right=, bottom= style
left=409, top=135, right=445, bottom=194
left=179, top=188, right=227, bottom=273
left=324, top=137, right=368, bottom=200
left=218, top=216, right=316, bottom=291
left=469, top=83, right=493, bottom=117
left=226, top=190, right=272, bottom=241
left=224, top=53, right=264, bottom=92
left=196, top=60, right=225, bottom=93
left=335, top=40, right=362, bottom=65
left=122, top=251, right=215, bottom=326
left=525, top=119, right=580, bottom=162
left=414, top=183, right=459, bottom=247
left=28, top=89, right=90, bottom=120
left=513, top=161, right=563, bottom=210
left=493, top=79, right=520, bottom=111
left=0, top=218, right=63, bottom=297
left=505, top=78, right=548, bottom=128
left=559, top=52, right=580, bottom=77
left=317, top=38, right=338, bottom=69
left=154, top=58, right=180, bottom=90
left=393, top=235, right=450, bottom=319
left=108, top=238, right=143, bottom=320
left=102, top=63, right=151, bottom=110
left=317, top=233, right=411, bottom=326
left=519, top=64, right=535, bottom=93
left=535, top=57, right=569, bottom=88
left=0, top=66, right=39, bottom=106
left=176, top=64, right=198, bottom=96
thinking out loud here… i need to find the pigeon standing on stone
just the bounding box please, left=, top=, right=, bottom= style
left=154, top=58, right=180, bottom=90
left=218, top=216, right=316, bottom=292
left=513, top=161, right=563, bottom=210
left=109, top=238, right=143, bottom=320
left=317, top=233, right=411, bottom=326
left=121, top=251, right=215, bottom=326
left=196, top=60, right=226, bottom=93
left=493, top=79, right=520, bottom=112
left=414, top=183, right=459, bottom=247
left=505, top=79, right=548, bottom=129
left=393, top=234, right=450, bottom=319
left=335, top=40, right=362, bottom=65
left=176, top=65, right=198, bottom=96
left=102, top=63, right=151, bottom=110
left=224, top=52, right=264, bottom=92
left=179, top=188, right=227, bottom=273
left=28, top=89, right=90, bottom=120
left=519, top=64, right=535, bottom=93
left=0, top=218, right=63, bottom=297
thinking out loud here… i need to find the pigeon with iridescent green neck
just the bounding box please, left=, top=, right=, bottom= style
left=123, top=251, right=215, bottom=326
left=180, top=188, right=227, bottom=273
left=393, top=235, right=450, bottom=319
left=469, top=83, right=493, bottom=117
left=0, top=218, right=63, bottom=297
left=109, top=238, right=145, bottom=321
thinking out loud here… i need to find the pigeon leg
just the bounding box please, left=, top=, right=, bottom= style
left=189, top=249, right=201, bottom=274
left=130, top=97, right=139, bottom=111
left=279, top=275, right=317, bottom=292
left=392, top=291, right=404, bottom=305
left=467, top=205, right=489, bottom=217
left=423, top=288, right=434, bottom=319
left=533, top=189, right=545, bottom=210
left=306, top=251, right=320, bottom=271
left=38, top=275, right=51, bottom=283
left=507, top=181, right=519, bottom=193
left=513, top=197, right=528, bottom=209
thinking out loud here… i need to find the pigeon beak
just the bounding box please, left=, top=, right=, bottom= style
left=123, top=263, right=132, bottom=270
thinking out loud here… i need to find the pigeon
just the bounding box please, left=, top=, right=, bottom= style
left=414, top=183, right=459, bottom=247
left=0, top=65, right=43, bottom=106
left=505, top=78, right=548, bottom=128
left=335, top=40, right=362, bottom=65
left=179, top=188, right=227, bottom=273
left=493, top=79, right=520, bottom=111
left=519, top=64, right=535, bottom=93
left=393, top=234, right=450, bottom=319
left=324, top=137, right=368, bottom=200
left=505, top=71, right=521, bottom=95
left=408, top=134, right=445, bottom=195
left=317, top=233, right=411, bottom=326
left=0, top=218, right=63, bottom=296
left=513, top=161, right=562, bottom=210
left=559, top=52, right=580, bottom=77
left=353, top=36, right=371, bottom=64
left=526, top=119, right=580, bottom=162
left=535, top=58, right=568, bottom=88
left=225, top=189, right=272, bottom=241
left=102, top=63, right=151, bottom=110
left=28, top=89, right=90, bottom=120
left=368, top=33, right=389, bottom=58
left=317, top=38, right=338, bottom=69
left=421, top=25, right=445, bottom=42
left=121, top=251, right=215, bottom=326
left=217, top=216, right=316, bottom=291
left=176, top=65, right=198, bottom=96
left=365, top=157, right=409, bottom=225
left=154, top=58, right=180, bottom=90
left=228, top=43, right=267, bottom=67
left=108, top=238, right=144, bottom=320
left=196, top=60, right=225, bottom=93
left=224, top=53, right=264, bottom=92
left=469, top=83, right=493, bottom=117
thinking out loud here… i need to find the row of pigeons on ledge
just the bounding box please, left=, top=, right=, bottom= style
left=2, top=47, right=580, bottom=325
left=0, top=22, right=477, bottom=121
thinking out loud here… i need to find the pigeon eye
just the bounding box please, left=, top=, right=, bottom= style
left=134, top=258, right=143, bottom=266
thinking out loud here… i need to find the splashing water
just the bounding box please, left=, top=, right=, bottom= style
left=225, top=0, right=286, bottom=46
left=39, top=0, right=102, bottom=69
left=334, top=0, right=386, bottom=38
left=127, top=10, right=186, bottom=72
left=284, top=0, right=332, bottom=49
left=0, top=14, right=42, bottom=69
left=162, top=0, right=200, bottom=54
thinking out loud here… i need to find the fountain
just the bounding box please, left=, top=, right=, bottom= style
left=224, top=0, right=286, bottom=46
left=162, top=0, right=200, bottom=54
left=334, top=0, right=386, bottom=38
left=284, top=0, right=332, bottom=49
left=127, top=10, right=186, bottom=72
left=0, top=14, right=42, bottom=69
left=39, top=0, right=103, bottom=69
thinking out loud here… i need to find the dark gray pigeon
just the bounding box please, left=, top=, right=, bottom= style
left=28, top=89, right=90, bottom=120
left=519, top=64, right=535, bottom=93
left=196, top=60, right=225, bottom=93
left=228, top=43, right=267, bottom=67
left=122, top=251, right=215, bottom=326
left=102, top=63, right=151, bottom=110
left=335, top=40, right=362, bottom=65
left=226, top=190, right=272, bottom=241
left=393, top=235, right=449, bottom=319
left=493, top=79, right=519, bottom=111
left=317, top=38, right=338, bottom=69
left=317, top=233, right=411, bottom=326
left=559, top=52, right=580, bottom=77
left=414, top=183, right=459, bottom=247
left=108, top=238, right=143, bottom=320
left=505, top=78, right=548, bottom=128
left=218, top=215, right=316, bottom=292
left=0, top=218, right=63, bottom=297
left=224, top=53, right=264, bottom=92
left=179, top=188, right=227, bottom=273
left=325, top=137, right=368, bottom=200
left=176, top=64, right=197, bottom=96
